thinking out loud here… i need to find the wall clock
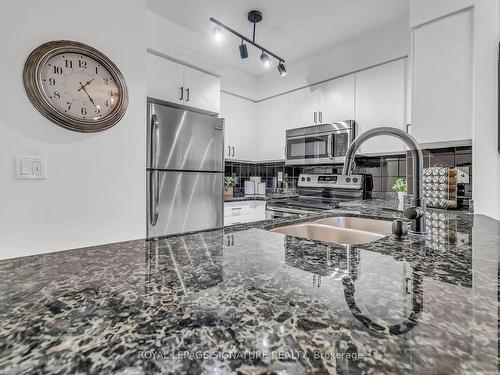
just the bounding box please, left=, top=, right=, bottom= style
left=23, top=40, right=128, bottom=132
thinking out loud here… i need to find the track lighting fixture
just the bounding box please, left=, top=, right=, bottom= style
left=277, top=61, right=287, bottom=76
left=213, top=25, right=223, bottom=42
left=210, top=10, right=287, bottom=76
left=260, top=51, right=270, bottom=67
left=239, top=39, right=248, bottom=59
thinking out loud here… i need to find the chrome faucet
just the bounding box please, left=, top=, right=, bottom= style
left=342, top=127, right=426, bottom=235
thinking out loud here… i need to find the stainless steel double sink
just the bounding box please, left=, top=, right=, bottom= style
left=271, top=216, right=393, bottom=245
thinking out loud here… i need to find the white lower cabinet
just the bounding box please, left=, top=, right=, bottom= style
left=355, top=59, right=408, bottom=155
left=220, top=93, right=256, bottom=161
left=224, top=201, right=266, bottom=225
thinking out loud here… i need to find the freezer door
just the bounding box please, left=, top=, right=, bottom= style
left=147, top=171, right=223, bottom=238
left=147, top=103, right=224, bottom=171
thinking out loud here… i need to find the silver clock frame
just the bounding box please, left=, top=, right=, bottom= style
left=23, top=40, right=128, bottom=133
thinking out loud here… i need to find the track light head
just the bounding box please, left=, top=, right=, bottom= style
left=239, top=40, right=248, bottom=59
left=278, top=61, right=287, bottom=76
left=213, top=25, right=223, bottom=42
left=260, top=51, right=270, bottom=67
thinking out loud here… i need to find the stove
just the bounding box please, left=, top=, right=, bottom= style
left=266, top=173, right=372, bottom=219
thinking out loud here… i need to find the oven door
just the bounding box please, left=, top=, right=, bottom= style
left=285, top=132, right=333, bottom=165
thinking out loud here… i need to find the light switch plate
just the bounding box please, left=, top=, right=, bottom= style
left=15, top=156, right=46, bottom=180
left=456, top=167, right=470, bottom=184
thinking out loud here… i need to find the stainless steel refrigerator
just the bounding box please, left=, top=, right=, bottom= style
left=147, top=101, right=224, bottom=238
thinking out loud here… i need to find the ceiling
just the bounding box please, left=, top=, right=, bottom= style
left=148, top=0, right=409, bottom=76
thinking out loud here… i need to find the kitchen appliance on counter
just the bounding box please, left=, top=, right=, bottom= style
left=147, top=101, right=224, bottom=239
left=244, top=180, right=256, bottom=196
left=266, top=173, right=373, bottom=218
left=285, top=121, right=357, bottom=165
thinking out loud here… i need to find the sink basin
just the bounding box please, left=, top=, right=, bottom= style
left=271, top=216, right=393, bottom=245
left=314, top=217, right=393, bottom=236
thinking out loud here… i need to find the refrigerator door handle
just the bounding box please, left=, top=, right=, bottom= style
left=151, top=114, right=160, bottom=169
left=150, top=171, right=160, bottom=226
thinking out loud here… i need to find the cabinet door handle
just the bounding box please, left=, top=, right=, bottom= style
left=179, top=87, right=184, bottom=101
left=227, top=146, right=231, bottom=157
left=186, top=88, right=190, bottom=102
left=319, top=111, right=323, bottom=123
left=314, top=112, right=317, bottom=124
left=231, top=146, right=235, bottom=157
left=406, top=124, right=411, bottom=133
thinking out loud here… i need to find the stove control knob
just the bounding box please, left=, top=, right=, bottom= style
left=301, top=177, right=306, bottom=182
left=353, top=177, right=359, bottom=183
left=306, top=177, right=311, bottom=182
left=345, top=177, right=351, bottom=183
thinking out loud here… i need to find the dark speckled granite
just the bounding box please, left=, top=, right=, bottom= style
left=0, top=199, right=498, bottom=374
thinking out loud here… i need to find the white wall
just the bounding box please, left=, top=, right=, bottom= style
left=472, top=0, right=500, bottom=220
left=0, top=0, right=147, bottom=259
left=147, top=11, right=258, bottom=100
left=256, top=17, right=410, bottom=100
left=409, top=0, right=473, bottom=27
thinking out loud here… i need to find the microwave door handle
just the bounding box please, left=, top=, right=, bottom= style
left=151, top=114, right=160, bottom=169
left=327, top=134, right=334, bottom=159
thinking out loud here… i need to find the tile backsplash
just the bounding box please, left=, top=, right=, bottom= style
left=225, top=146, right=472, bottom=197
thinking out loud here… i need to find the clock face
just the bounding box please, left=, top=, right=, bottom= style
left=40, top=52, right=120, bottom=121
left=23, top=41, right=128, bottom=132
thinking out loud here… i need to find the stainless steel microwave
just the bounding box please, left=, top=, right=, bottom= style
left=285, top=121, right=357, bottom=165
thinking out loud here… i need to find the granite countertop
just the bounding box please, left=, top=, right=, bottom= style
left=0, top=199, right=498, bottom=374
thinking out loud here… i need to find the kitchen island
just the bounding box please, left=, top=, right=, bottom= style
left=0, top=199, right=498, bottom=374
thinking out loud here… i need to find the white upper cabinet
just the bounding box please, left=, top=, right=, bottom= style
left=411, top=10, right=472, bottom=145
left=355, top=59, right=407, bottom=155
left=183, top=66, right=221, bottom=114
left=220, top=93, right=256, bottom=161
left=146, top=52, right=221, bottom=114
left=319, top=75, right=356, bottom=123
left=146, top=53, right=184, bottom=105
left=256, top=94, right=291, bottom=161
left=288, top=86, right=323, bottom=127
left=288, top=75, right=356, bottom=128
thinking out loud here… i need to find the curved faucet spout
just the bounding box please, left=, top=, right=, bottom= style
left=342, top=127, right=426, bottom=234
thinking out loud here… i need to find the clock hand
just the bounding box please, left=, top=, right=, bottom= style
left=77, top=78, right=94, bottom=91
left=78, top=82, right=98, bottom=108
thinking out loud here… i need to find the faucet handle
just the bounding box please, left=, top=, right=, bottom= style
left=403, top=206, right=424, bottom=220
left=392, top=219, right=409, bottom=239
